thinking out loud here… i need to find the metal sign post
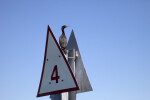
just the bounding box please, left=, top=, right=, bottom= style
left=37, top=25, right=93, bottom=100
left=68, top=49, right=77, bottom=100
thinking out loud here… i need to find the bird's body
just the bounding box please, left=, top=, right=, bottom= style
left=59, top=33, right=67, bottom=49
left=59, top=25, right=69, bottom=53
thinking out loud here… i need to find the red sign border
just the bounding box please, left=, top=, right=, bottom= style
left=37, top=25, right=79, bottom=97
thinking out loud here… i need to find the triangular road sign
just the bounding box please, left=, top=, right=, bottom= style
left=67, top=30, right=93, bottom=93
left=37, top=25, right=79, bottom=97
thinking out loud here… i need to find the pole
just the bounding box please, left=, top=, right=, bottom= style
left=61, top=50, right=69, bottom=100
left=68, top=49, right=76, bottom=100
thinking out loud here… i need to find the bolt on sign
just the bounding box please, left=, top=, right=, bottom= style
left=37, top=25, right=79, bottom=97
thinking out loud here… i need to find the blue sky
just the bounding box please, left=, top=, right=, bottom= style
left=0, top=0, right=150, bottom=100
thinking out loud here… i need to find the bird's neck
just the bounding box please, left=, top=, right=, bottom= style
left=62, top=28, right=65, bottom=35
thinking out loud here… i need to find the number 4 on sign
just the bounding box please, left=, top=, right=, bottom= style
left=51, top=65, right=60, bottom=83
left=37, top=25, right=79, bottom=97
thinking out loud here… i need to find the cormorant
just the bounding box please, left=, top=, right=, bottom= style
left=59, top=25, right=69, bottom=53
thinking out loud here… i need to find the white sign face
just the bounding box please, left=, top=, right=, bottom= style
left=37, top=25, right=79, bottom=97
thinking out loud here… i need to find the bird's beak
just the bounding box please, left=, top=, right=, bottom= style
left=66, top=25, right=69, bottom=28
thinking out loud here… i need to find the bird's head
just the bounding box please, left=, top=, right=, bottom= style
left=61, top=25, right=69, bottom=34
left=61, top=25, right=69, bottom=30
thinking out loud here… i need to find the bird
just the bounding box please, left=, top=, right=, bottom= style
left=59, top=25, right=69, bottom=53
